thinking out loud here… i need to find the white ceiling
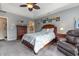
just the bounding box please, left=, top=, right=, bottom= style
left=0, top=3, right=79, bottom=19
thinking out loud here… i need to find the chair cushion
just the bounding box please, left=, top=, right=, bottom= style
left=66, top=35, right=76, bottom=44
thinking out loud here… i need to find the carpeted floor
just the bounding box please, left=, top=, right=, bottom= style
left=0, top=40, right=65, bottom=56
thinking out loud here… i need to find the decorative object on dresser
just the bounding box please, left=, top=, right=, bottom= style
left=27, top=20, right=35, bottom=33
left=17, top=25, right=27, bottom=40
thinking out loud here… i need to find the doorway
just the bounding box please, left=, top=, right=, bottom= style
left=0, top=16, right=7, bottom=40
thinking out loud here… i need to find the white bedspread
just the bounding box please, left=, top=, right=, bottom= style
left=22, top=30, right=55, bottom=53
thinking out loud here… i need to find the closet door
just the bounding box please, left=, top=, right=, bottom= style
left=0, top=17, right=7, bottom=40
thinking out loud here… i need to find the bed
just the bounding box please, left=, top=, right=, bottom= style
left=21, top=24, right=57, bottom=54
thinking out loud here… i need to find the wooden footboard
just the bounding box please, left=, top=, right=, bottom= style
left=22, top=40, right=37, bottom=55
left=44, top=38, right=57, bottom=48
left=22, top=40, right=34, bottom=50
left=22, top=38, right=57, bottom=55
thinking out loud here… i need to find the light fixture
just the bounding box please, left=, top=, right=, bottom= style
left=60, top=27, right=64, bottom=31
left=27, top=4, right=33, bottom=8
left=20, top=3, right=40, bottom=11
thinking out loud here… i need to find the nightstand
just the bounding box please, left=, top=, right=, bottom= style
left=17, top=25, right=27, bottom=40
left=56, top=33, right=66, bottom=41
left=57, top=33, right=66, bottom=38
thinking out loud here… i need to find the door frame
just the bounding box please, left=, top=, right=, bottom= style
left=0, top=16, right=8, bottom=40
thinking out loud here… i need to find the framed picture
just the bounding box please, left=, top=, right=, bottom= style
left=42, top=18, right=52, bottom=24
left=43, top=19, right=47, bottom=23
left=74, top=19, right=79, bottom=29
left=52, top=16, right=60, bottom=21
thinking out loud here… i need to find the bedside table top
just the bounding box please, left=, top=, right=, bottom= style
left=57, top=37, right=67, bottom=41
left=56, top=33, right=66, bottom=38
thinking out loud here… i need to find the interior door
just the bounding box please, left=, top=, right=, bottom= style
left=0, top=17, right=7, bottom=40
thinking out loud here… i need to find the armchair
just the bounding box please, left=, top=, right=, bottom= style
left=57, top=29, right=79, bottom=56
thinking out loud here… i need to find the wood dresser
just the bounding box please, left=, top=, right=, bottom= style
left=17, top=25, right=27, bottom=40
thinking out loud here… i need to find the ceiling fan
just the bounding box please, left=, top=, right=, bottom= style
left=20, top=3, right=40, bottom=11
left=0, top=10, right=6, bottom=13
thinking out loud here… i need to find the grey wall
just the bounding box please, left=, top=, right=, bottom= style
left=35, top=6, right=79, bottom=34
left=0, top=12, right=30, bottom=41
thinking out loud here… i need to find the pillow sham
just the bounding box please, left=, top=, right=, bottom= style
left=42, top=28, right=54, bottom=32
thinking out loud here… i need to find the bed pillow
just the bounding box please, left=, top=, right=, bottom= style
left=42, top=28, right=54, bottom=32
left=47, top=28, right=54, bottom=32
left=41, top=29, right=46, bottom=32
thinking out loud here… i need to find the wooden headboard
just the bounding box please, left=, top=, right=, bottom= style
left=42, top=24, right=57, bottom=35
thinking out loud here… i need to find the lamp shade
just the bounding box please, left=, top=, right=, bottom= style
left=60, top=27, right=64, bottom=30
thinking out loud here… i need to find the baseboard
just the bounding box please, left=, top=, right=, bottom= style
left=6, top=39, right=17, bottom=41
left=0, top=39, right=5, bottom=41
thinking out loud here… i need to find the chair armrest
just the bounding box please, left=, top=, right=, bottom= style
left=75, top=44, right=79, bottom=55
left=74, top=47, right=78, bottom=56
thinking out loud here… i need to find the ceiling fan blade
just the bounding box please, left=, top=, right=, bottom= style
left=28, top=8, right=33, bottom=11
left=33, top=5, right=40, bottom=9
left=0, top=10, right=6, bottom=13
left=20, top=5, right=27, bottom=7
left=33, top=3, right=37, bottom=5
left=27, top=3, right=37, bottom=5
